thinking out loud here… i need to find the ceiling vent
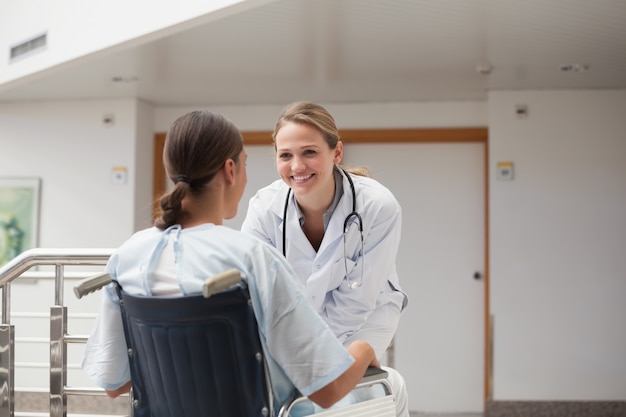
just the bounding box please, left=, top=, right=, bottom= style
left=10, top=32, right=47, bottom=62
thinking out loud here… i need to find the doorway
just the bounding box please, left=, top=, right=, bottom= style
left=344, top=141, right=486, bottom=413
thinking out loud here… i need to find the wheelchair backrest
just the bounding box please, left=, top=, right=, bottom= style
left=116, top=283, right=272, bottom=417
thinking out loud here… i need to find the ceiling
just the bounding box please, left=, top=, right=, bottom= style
left=1, top=0, right=625, bottom=106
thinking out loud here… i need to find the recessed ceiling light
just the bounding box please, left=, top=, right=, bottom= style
left=111, top=75, right=139, bottom=83
left=475, top=64, right=493, bottom=75
left=560, top=64, right=589, bottom=72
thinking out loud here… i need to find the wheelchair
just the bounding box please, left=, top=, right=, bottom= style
left=75, top=269, right=396, bottom=417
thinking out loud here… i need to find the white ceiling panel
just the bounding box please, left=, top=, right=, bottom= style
left=0, top=0, right=624, bottom=106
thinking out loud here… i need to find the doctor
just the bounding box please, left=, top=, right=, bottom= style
left=242, top=101, right=409, bottom=416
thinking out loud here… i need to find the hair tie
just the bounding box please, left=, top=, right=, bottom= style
left=175, top=175, right=191, bottom=185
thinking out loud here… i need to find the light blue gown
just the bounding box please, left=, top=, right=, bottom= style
left=81, top=223, right=355, bottom=415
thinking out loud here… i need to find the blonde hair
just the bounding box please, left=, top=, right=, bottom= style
left=273, top=101, right=370, bottom=177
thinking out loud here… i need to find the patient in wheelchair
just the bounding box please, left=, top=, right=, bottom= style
left=81, top=110, right=390, bottom=415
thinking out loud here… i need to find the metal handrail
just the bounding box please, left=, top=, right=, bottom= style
left=0, top=248, right=114, bottom=417
left=1, top=248, right=113, bottom=322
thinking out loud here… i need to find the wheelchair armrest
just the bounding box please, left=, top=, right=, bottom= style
left=73, top=272, right=112, bottom=299
left=360, top=366, right=388, bottom=385
left=278, top=366, right=393, bottom=416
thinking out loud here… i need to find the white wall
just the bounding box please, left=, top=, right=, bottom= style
left=134, top=100, right=156, bottom=230
left=489, top=90, right=626, bottom=400
left=0, top=99, right=145, bottom=248
left=155, top=101, right=488, bottom=132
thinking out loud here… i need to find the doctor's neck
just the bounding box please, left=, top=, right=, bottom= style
left=294, top=179, right=336, bottom=217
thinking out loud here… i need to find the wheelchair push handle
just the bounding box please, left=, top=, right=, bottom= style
left=202, top=269, right=242, bottom=298
left=73, top=272, right=112, bottom=299
left=74, top=269, right=242, bottom=299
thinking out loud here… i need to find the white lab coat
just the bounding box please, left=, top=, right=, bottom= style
left=242, top=169, right=408, bottom=358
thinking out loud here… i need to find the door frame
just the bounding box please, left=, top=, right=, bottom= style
left=153, top=127, right=491, bottom=401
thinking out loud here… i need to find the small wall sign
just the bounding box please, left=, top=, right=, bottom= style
left=497, top=162, right=514, bottom=181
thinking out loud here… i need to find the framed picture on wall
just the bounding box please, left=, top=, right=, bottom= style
left=0, top=178, right=41, bottom=267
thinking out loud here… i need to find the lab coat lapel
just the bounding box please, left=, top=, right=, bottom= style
left=304, top=189, right=353, bottom=310
left=317, top=172, right=354, bottom=256
left=277, top=189, right=316, bottom=260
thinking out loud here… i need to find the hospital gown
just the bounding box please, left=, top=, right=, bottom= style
left=81, top=223, right=355, bottom=413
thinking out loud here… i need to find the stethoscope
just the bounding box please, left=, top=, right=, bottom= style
left=282, top=167, right=364, bottom=289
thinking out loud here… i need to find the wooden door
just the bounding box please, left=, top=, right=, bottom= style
left=343, top=141, right=486, bottom=413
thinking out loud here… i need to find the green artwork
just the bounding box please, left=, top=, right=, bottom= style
left=0, top=179, right=40, bottom=266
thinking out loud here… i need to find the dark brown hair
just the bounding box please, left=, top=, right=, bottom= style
left=154, top=110, right=243, bottom=230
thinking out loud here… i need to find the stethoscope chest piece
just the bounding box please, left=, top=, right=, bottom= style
left=349, top=281, right=362, bottom=289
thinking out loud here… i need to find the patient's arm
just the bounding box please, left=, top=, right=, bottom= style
left=307, top=340, right=380, bottom=409
left=105, top=380, right=132, bottom=398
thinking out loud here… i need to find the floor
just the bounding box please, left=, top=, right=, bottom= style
left=17, top=391, right=626, bottom=417
left=18, top=392, right=484, bottom=417
left=410, top=414, right=482, bottom=417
